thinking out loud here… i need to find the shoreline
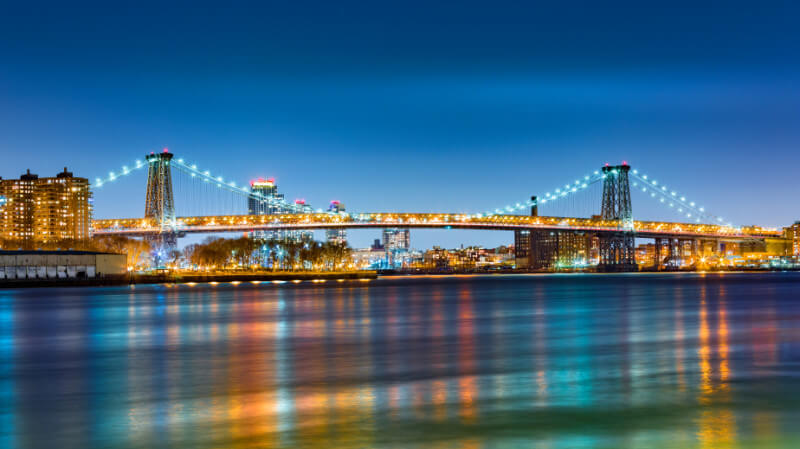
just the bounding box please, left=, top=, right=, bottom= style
left=0, top=271, right=378, bottom=289
left=1, top=268, right=798, bottom=289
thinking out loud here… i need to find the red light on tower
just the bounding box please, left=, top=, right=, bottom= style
left=622, top=160, right=628, bottom=166
left=250, top=177, right=275, bottom=187
left=605, top=162, right=610, bottom=167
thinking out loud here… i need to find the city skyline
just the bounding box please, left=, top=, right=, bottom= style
left=2, top=4, right=800, bottom=448
left=2, top=1, right=799, bottom=249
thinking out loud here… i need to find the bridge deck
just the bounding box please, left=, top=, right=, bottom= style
left=91, top=213, right=782, bottom=240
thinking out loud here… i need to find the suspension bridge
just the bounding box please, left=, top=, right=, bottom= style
left=90, top=149, right=786, bottom=271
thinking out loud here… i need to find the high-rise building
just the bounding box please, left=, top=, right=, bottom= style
left=325, top=201, right=347, bottom=245
left=381, top=228, right=410, bottom=269
left=382, top=228, right=410, bottom=251
left=248, top=178, right=283, bottom=216
left=247, top=177, right=286, bottom=241
left=0, top=168, right=92, bottom=245
left=287, top=199, right=314, bottom=243
left=247, top=178, right=315, bottom=245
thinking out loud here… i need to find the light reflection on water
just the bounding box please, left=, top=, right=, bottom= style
left=0, top=273, right=799, bottom=448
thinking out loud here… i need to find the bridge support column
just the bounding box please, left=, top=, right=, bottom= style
left=514, top=196, right=537, bottom=270
left=598, top=232, right=637, bottom=271
left=597, top=163, right=637, bottom=272
left=664, top=238, right=681, bottom=269
left=666, top=239, right=672, bottom=267
left=144, top=150, right=177, bottom=266
left=654, top=238, right=663, bottom=270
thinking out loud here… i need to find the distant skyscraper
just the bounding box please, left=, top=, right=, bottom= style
left=247, top=177, right=287, bottom=241
left=325, top=201, right=347, bottom=245
left=246, top=178, right=315, bottom=245
left=381, top=228, right=410, bottom=269
left=248, top=178, right=283, bottom=216
left=288, top=199, right=314, bottom=243
left=382, top=228, right=410, bottom=252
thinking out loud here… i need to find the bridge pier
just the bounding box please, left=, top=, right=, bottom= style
left=654, top=237, right=663, bottom=270
left=667, top=238, right=684, bottom=268
left=144, top=150, right=178, bottom=266
left=597, top=232, right=637, bottom=272
left=513, top=196, right=536, bottom=269
left=597, top=164, right=637, bottom=272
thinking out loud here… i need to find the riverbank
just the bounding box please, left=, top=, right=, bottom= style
left=0, top=271, right=377, bottom=288
left=383, top=266, right=800, bottom=275
left=134, top=271, right=377, bottom=284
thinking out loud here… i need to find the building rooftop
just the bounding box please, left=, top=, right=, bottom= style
left=0, top=250, right=121, bottom=256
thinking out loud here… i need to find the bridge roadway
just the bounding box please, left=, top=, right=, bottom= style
left=91, top=213, right=782, bottom=241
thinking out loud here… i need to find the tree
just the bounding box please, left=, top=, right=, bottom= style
left=91, top=235, right=152, bottom=269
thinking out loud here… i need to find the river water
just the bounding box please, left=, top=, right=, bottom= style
left=1, top=273, right=799, bottom=448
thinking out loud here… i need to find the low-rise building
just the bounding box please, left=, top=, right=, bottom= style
left=785, top=222, right=800, bottom=258
left=0, top=250, right=126, bottom=280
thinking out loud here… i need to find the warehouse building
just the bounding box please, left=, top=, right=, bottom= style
left=0, top=250, right=126, bottom=280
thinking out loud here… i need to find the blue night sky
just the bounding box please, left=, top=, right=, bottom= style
left=1, top=1, right=799, bottom=248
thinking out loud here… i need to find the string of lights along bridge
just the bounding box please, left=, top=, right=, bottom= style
left=92, top=149, right=784, bottom=272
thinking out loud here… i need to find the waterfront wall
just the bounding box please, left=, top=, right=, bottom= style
left=0, top=251, right=126, bottom=280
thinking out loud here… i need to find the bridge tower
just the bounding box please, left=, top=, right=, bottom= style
left=598, top=163, right=637, bottom=271
left=144, top=150, right=177, bottom=261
